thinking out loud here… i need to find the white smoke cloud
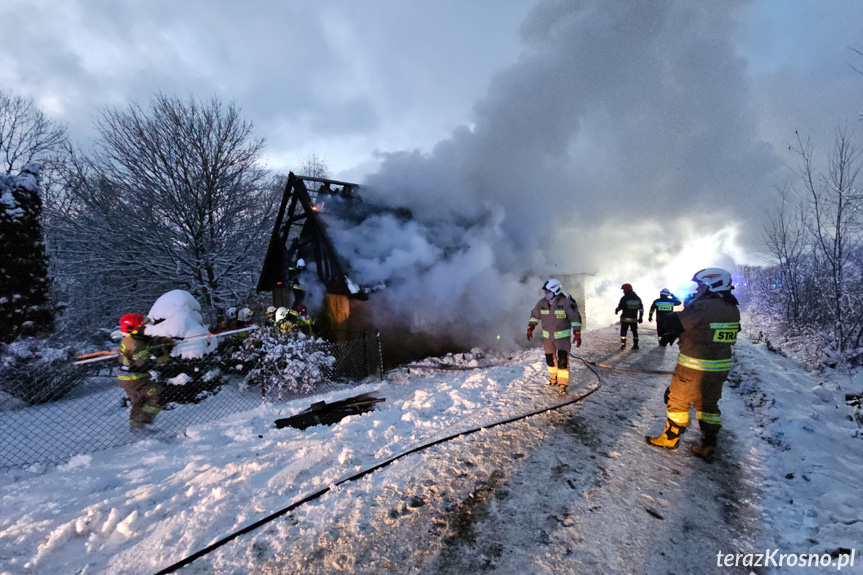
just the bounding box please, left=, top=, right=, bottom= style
left=328, top=1, right=783, bottom=348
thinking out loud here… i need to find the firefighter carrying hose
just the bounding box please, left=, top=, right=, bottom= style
left=116, top=313, right=175, bottom=429
left=527, top=279, right=582, bottom=396
left=645, top=268, right=741, bottom=461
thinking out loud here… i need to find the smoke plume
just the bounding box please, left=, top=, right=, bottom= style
left=329, top=1, right=778, bottom=348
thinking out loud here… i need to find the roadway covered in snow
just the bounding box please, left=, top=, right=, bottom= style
left=1, top=324, right=860, bottom=574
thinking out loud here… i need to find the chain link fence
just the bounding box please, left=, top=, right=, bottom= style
left=0, top=329, right=382, bottom=469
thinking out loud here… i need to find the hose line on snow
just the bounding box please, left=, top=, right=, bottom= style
left=152, top=356, right=603, bottom=575
left=569, top=354, right=674, bottom=375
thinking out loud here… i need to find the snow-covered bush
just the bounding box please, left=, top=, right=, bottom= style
left=146, top=290, right=218, bottom=358
left=0, top=339, right=80, bottom=405
left=241, top=329, right=336, bottom=400
left=143, top=290, right=226, bottom=405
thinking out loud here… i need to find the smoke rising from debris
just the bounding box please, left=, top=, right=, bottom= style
left=330, top=1, right=778, bottom=347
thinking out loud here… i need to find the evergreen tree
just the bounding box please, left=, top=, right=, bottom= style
left=0, top=163, right=54, bottom=342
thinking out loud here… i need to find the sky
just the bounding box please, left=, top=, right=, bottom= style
left=1, top=322, right=860, bottom=574
left=3, top=0, right=863, bottom=338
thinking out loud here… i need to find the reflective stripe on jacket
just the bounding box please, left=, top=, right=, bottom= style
left=650, top=294, right=682, bottom=316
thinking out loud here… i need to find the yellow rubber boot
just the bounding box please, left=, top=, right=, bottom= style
left=645, top=418, right=686, bottom=450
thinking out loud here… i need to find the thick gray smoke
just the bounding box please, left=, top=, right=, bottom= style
left=328, top=1, right=779, bottom=348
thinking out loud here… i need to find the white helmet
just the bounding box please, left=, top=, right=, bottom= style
left=542, top=279, right=562, bottom=296
left=660, top=288, right=671, bottom=297
left=266, top=306, right=276, bottom=315
left=275, top=307, right=288, bottom=322
left=226, top=307, right=237, bottom=320
left=238, top=307, right=253, bottom=322
left=692, top=268, right=733, bottom=292
left=296, top=258, right=306, bottom=268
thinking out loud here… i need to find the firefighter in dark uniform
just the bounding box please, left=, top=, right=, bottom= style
left=648, top=288, right=682, bottom=345
left=288, top=258, right=307, bottom=311
left=615, top=283, right=644, bottom=349
left=645, top=268, right=741, bottom=461
left=117, top=313, right=174, bottom=429
left=527, top=279, right=582, bottom=396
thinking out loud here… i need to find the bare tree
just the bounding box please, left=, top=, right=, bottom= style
left=790, top=127, right=863, bottom=351
left=302, top=153, right=329, bottom=180
left=0, top=90, right=67, bottom=174
left=50, top=94, right=278, bottom=328
left=760, top=186, right=807, bottom=323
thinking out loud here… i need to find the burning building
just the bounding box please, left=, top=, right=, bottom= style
left=257, top=172, right=589, bottom=366
left=258, top=173, right=369, bottom=332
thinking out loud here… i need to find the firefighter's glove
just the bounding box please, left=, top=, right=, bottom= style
left=638, top=317, right=643, bottom=324
left=573, top=333, right=582, bottom=347
left=648, top=316, right=653, bottom=323
left=614, top=310, right=619, bottom=315
left=526, top=325, right=535, bottom=341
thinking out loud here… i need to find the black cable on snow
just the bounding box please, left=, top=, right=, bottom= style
left=152, top=356, right=603, bottom=575
left=570, top=354, right=674, bottom=375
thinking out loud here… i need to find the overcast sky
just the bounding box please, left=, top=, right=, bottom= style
left=3, top=0, right=863, bottom=325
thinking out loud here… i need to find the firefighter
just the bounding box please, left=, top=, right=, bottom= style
left=645, top=268, right=741, bottom=461
left=116, top=313, right=174, bottom=429
left=288, top=258, right=306, bottom=311
left=265, top=306, right=277, bottom=327
left=219, top=307, right=239, bottom=331
left=527, top=279, right=582, bottom=396
left=295, top=304, right=315, bottom=338
left=648, top=288, right=682, bottom=345
left=236, top=307, right=254, bottom=341
left=274, top=306, right=297, bottom=335
left=615, top=283, right=644, bottom=349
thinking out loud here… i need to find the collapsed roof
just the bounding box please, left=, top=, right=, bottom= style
left=257, top=172, right=370, bottom=298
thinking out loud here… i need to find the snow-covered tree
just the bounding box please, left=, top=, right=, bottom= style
left=0, top=163, right=54, bottom=343
left=49, top=94, right=278, bottom=329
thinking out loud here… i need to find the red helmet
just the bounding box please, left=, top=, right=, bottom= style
left=119, top=313, right=146, bottom=334
left=621, top=283, right=633, bottom=292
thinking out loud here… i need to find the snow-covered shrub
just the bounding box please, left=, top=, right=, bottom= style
left=158, top=358, right=226, bottom=405
left=241, top=329, right=336, bottom=401
left=0, top=339, right=81, bottom=405
left=136, top=290, right=225, bottom=406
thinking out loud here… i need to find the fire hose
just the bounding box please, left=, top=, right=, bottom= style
left=152, top=355, right=604, bottom=575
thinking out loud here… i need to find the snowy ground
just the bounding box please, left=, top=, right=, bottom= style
left=1, top=325, right=861, bottom=574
